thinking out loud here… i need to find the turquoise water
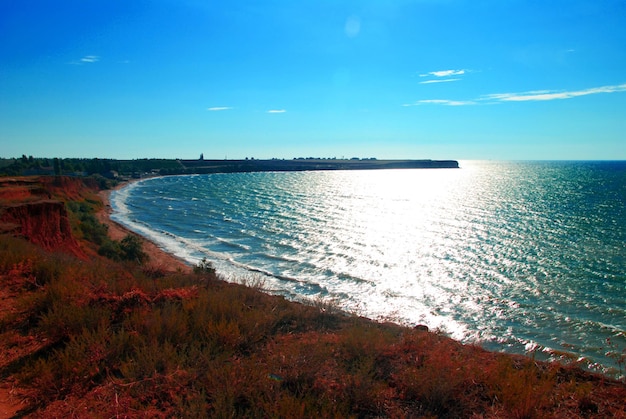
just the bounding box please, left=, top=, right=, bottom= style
left=111, top=161, right=626, bottom=377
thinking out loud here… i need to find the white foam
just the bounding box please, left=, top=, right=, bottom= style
left=110, top=179, right=206, bottom=266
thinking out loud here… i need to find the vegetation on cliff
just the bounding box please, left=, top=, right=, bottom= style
left=0, top=176, right=625, bottom=418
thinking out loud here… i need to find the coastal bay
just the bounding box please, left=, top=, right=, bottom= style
left=1, top=174, right=625, bottom=417
left=110, top=161, right=626, bottom=377
left=97, top=185, right=192, bottom=274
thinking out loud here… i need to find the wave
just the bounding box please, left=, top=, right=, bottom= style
left=110, top=163, right=626, bottom=378
left=213, top=236, right=251, bottom=252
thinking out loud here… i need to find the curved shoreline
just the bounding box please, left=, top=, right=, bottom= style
left=97, top=182, right=193, bottom=273
left=99, top=171, right=626, bottom=379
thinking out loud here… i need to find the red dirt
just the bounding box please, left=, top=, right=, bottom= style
left=0, top=386, right=24, bottom=419
left=0, top=200, right=86, bottom=259
left=0, top=176, right=102, bottom=259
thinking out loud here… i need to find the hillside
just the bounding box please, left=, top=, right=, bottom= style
left=0, top=176, right=625, bottom=418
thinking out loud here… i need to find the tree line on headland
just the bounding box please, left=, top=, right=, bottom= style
left=0, top=155, right=459, bottom=179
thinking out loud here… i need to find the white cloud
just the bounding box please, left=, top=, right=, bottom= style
left=420, top=69, right=466, bottom=78
left=69, top=55, right=100, bottom=65
left=267, top=109, right=286, bottom=113
left=483, top=83, right=626, bottom=102
left=404, top=99, right=475, bottom=106
left=407, top=82, right=626, bottom=107
left=419, top=78, right=461, bottom=84
left=80, top=55, right=99, bottom=63
left=207, top=107, right=233, bottom=111
left=421, top=99, right=474, bottom=106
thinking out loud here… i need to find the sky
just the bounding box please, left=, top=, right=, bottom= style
left=1, top=0, right=625, bottom=160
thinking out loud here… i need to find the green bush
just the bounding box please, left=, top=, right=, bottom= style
left=97, top=239, right=123, bottom=260
left=79, top=214, right=109, bottom=245
left=97, top=234, right=148, bottom=264
left=120, top=234, right=148, bottom=264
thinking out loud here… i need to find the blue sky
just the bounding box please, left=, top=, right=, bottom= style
left=1, top=0, right=625, bottom=160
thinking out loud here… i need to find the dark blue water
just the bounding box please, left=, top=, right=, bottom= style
left=111, top=161, right=626, bottom=377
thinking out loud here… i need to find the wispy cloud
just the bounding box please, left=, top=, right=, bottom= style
left=82, top=55, right=99, bottom=63
left=409, top=82, right=626, bottom=107
left=483, top=83, right=626, bottom=102
left=420, top=69, right=466, bottom=78
left=404, top=99, right=475, bottom=107
left=419, top=78, right=461, bottom=84
left=69, top=55, right=100, bottom=65
left=418, top=69, right=467, bottom=84
left=267, top=109, right=286, bottom=113
left=207, top=107, right=233, bottom=111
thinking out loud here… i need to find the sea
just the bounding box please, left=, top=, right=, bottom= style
left=110, top=160, right=626, bottom=377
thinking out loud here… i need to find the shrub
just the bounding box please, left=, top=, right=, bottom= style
left=488, top=356, right=556, bottom=419
left=120, top=234, right=149, bottom=264
left=193, top=257, right=216, bottom=275
left=78, top=213, right=109, bottom=245
left=97, top=239, right=123, bottom=260
left=98, top=234, right=148, bottom=264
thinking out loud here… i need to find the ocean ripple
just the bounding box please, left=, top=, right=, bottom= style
left=110, top=161, right=626, bottom=377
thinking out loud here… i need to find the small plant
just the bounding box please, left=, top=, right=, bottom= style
left=488, top=354, right=556, bottom=419
left=606, top=336, right=626, bottom=381
left=311, top=295, right=342, bottom=315
left=238, top=273, right=266, bottom=291
left=193, top=257, right=216, bottom=275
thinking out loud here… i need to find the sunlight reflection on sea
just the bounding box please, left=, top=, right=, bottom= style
left=111, top=161, right=626, bottom=377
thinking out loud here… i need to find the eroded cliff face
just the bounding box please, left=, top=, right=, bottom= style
left=0, top=200, right=85, bottom=258
left=0, top=176, right=97, bottom=259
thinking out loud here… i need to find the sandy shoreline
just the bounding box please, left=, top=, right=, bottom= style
left=97, top=182, right=193, bottom=274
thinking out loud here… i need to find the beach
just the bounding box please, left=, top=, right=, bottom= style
left=97, top=183, right=192, bottom=274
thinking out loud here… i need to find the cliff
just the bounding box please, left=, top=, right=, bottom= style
left=0, top=176, right=99, bottom=259
left=0, top=200, right=85, bottom=259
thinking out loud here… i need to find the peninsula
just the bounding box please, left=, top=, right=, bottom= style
left=181, top=158, right=460, bottom=174
left=1, top=156, right=460, bottom=179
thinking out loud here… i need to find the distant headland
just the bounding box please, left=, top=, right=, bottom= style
left=1, top=156, right=459, bottom=178
left=181, top=158, right=460, bottom=174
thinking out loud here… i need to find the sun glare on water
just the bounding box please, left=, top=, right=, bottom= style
left=112, top=161, right=626, bottom=376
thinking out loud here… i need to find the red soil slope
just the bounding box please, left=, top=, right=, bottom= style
left=0, top=200, right=84, bottom=258
left=0, top=177, right=98, bottom=259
